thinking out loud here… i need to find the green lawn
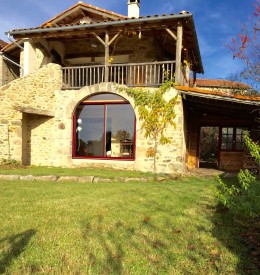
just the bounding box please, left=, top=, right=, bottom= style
left=0, top=176, right=257, bottom=274
left=0, top=165, right=154, bottom=179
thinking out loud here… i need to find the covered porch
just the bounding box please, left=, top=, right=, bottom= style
left=4, top=10, right=203, bottom=88
left=180, top=87, right=260, bottom=171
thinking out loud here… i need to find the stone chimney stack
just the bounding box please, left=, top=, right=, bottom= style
left=128, top=0, right=140, bottom=18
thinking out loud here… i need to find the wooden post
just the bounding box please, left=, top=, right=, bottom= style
left=91, top=31, right=122, bottom=83
left=193, top=71, right=197, bottom=87
left=175, top=23, right=183, bottom=84
left=105, top=31, right=109, bottom=82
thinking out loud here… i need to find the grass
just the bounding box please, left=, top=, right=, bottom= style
left=0, top=165, right=154, bottom=179
left=0, top=174, right=258, bottom=274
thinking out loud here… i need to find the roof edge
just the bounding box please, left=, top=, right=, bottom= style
left=40, top=2, right=126, bottom=27
left=176, top=85, right=260, bottom=103
left=6, top=13, right=193, bottom=36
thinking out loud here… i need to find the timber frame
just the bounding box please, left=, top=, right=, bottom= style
left=178, top=86, right=260, bottom=171
left=4, top=10, right=203, bottom=86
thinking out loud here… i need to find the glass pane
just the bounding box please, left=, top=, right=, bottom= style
left=221, top=127, right=233, bottom=150
left=76, top=105, right=104, bottom=157
left=106, top=104, right=135, bottom=158
left=226, top=134, right=233, bottom=143
left=236, top=128, right=242, bottom=134
left=226, top=142, right=233, bottom=150
left=236, top=143, right=243, bottom=150
left=222, top=136, right=227, bottom=143
left=228, top=128, right=234, bottom=134
left=236, top=135, right=242, bottom=142
left=222, top=127, right=228, bottom=134
left=86, top=93, right=127, bottom=101
left=235, top=127, right=246, bottom=150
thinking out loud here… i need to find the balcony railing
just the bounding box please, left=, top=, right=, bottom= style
left=62, top=61, right=176, bottom=89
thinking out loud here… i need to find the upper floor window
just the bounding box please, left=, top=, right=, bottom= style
left=221, top=127, right=247, bottom=151
left=73, top=93, right=135, bottom=159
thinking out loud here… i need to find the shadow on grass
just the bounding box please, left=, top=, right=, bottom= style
left=79, top=178, right=258, bottom=274
left=82, top=216, right=124, bottom=274
left=81, top=214, right=174, bottom=274
left=0, top=229, right=36, bottom=274
left=210, top=174, right=259, bottom=274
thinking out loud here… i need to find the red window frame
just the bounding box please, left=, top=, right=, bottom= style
left=72, top=97, right=136, bottom=160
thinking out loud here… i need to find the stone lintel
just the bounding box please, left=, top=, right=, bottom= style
left=15, top=106, right=55, bottom=117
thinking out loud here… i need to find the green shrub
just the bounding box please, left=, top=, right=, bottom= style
left=216, top=131, right=260, bottom=220
left=216, top=170, right=260, bottom=220
left=0, top=158, right=21, bottom=166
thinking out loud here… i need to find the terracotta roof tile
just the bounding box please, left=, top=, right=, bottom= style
left=40, top=2, right=126, bottom=27
left=176, top=85, right=260, bottom=103
left=191, top=78, right=251, bottom=89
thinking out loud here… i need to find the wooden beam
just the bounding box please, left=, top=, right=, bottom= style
left=65, top=50, right=133, bottom=59
left=91, top=32, right=105, bottom=46
left=165, top=28, right=177, bottom=41
left=104, top=31, right=109, bottom=82
left=108, top=30, right=122, bottom=46
left=175, top=23, right=183, bottom=84
left=90, top=30, right=122, bottom=82
left=34, top=42, right=51, bottom=58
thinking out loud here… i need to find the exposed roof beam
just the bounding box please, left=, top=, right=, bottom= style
left=65, top=50, right=132, bottom=59
left=165, top=28, right=177, bottom=40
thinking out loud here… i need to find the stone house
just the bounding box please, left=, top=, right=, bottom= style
left=0, top=0, right=259, bottom=173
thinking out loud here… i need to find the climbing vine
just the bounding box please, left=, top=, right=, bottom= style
left=119, top=79, right=177, bottom=175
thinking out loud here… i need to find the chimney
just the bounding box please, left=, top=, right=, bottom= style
left=128, top=0, right=140, bottom=18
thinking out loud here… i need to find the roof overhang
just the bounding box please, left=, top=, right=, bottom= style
left=7, top=14, right=193, bottom=36
left=4, top=13, right=204, bottom=73
left=176, top=86, right=260, bottom=106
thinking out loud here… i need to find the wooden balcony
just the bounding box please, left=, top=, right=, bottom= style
left=62, top=61, right=179, bottom=89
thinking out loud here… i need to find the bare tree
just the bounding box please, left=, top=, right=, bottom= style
left=227, top=1, right=260, bottom=84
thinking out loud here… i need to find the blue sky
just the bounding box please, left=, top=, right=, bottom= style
left=0, top=0, right=256, bottom=80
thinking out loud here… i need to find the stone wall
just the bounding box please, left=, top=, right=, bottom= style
left=0, top=63, right=62, bottom=162
left=0, top=62, right=186, bottom=174
left=55, top=83, right=186, bottom=174
left=22, top=113, right=55, bottom=166
left=132, top=89, right=186, bottom=173
left=64, top=33, right=165, bottom=65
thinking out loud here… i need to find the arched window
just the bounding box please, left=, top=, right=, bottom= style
left=73, top=93, right=135, bottom=159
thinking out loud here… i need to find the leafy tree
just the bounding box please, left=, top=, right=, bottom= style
left=227, top=1, right=260, bottom=85
left=113, top=130, right=131, bottom=141
left=244, top=131, right=260, bottom=179
left=119, top=79, right=177, bottom=175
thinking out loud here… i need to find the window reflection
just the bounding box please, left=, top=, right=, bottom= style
left=106, top=104, right=135, bottom=157
left=74, top=94, right=135, bottom=159
left=76, top=105, right=104, bottom=156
